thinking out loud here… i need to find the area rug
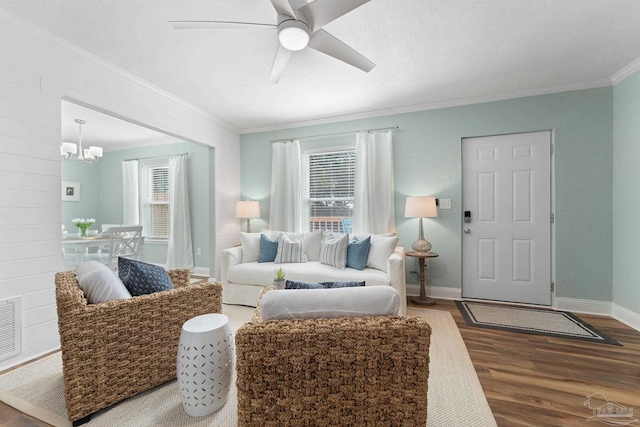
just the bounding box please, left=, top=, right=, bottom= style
left=0, top=305, right=496, bottom=427
left=456, top=300, right=620, bottom=345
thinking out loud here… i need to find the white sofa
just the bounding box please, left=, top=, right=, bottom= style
left=221, top=238, right=407, bottom=315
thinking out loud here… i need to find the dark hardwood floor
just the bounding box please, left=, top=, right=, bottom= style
left=1, top=299, right=639, bottom=426
left=420, top=299, right=640, bottom=427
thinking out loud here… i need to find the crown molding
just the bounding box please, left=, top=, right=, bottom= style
left=611, top=56, right=640, bottom=85
left=0, top=8, right=239, bottom=135
left=239, top=79, right=613, bottom=134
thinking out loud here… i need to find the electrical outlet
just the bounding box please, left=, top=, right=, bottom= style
left=439, top=199, right=452, bottom=210
left=196, top=248, right=202, bottom=256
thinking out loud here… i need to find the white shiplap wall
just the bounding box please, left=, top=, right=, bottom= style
left=0, top=9, right=241, bottom=370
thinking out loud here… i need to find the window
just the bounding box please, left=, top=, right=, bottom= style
left=141, top=164, right=169, bottom=239
left=304, top=149, right=355, bottom=233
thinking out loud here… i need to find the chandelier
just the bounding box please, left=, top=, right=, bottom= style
left=61, top=118, right=103, bottom=163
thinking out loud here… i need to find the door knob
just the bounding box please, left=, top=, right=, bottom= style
left=464, top=228, right=471, bottom=234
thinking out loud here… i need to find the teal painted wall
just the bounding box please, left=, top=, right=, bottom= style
left=613, top=71, right=640, bottom=314
left=61, top=161, right=100, bottom=232
left=62, top=141, right=213, bottom=268
left=241, top=88, right=614, bottom=302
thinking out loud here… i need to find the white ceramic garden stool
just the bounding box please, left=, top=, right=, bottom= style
left=177, top=313, right=234, bottom=417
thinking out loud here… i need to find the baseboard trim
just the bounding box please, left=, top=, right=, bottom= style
left=406, top=284, right=461, bottom=300
left=192, top=267, right=210, bottom=277
left=612, top=303, right=640, bottom=332
left=554, top=297, right=612, bottom=316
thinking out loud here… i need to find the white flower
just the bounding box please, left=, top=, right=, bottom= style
left=72, top=218, right=95, bottom=227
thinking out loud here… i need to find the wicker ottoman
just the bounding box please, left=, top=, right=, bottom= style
left=177, top=313, right=234, bottom=417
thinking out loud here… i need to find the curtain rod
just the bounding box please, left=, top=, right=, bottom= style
left=123, top=152, right=189, bottom=162
left=269, top=125, right=399, bottom=144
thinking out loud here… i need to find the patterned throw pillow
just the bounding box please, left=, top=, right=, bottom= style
left=319, top=232, right=349, bottom=269
left=321, top=281, right=365, bottom=288
left=118, top=258, right=174, bottom=296
left=284, top=280, right=324, bottom=289
left=284, top=280, right=365, bottom=289
left=274, top=234, right=308, bottom=264
left=258, top=234, right=279, bottom=263
left=346, top=235, right=371, bottom=270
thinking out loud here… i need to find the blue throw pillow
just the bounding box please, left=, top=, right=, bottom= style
left=321, top=281, right=365, bottom=288
left=258, top=234, right=279, bottom=263
left=118, top=258, right=173, bottom=296
left=346, top=235, right=371, bottom=270
left=284, top=280, right=324, bottom=289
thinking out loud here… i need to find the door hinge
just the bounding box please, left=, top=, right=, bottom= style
left=550, top=213, right=555, bottom=223
left=550, top=144, right=554, bottom=155
left=551, top=282, right=555, bottom=292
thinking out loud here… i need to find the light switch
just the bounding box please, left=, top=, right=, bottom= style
left=439, top=199, right=452, bottom=210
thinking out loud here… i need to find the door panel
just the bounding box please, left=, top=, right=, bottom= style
left=462, top=131, right=551, bottom=305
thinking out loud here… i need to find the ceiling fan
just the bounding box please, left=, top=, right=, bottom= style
left=170, top=0, right=375, bottom=83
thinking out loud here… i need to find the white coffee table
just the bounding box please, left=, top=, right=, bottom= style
left=177, top=313, right=234, bottom=417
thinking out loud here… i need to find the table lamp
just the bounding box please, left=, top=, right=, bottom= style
left=235, top=200, right=260, bottom=233
left=405, top=196, right=438, bottom=253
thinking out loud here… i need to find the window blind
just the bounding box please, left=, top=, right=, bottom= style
left=305, top=149, right=355, bottom=233
left=141, top=165, right=170, bottom=238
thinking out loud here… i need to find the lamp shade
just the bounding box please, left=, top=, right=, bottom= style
left=235, top=200, right=260, bottom=219
left=61, top=142, right=77, bottom=155
left=89, top=146, right=103, bottom=158
left=405, top=196, right=438, bottom=218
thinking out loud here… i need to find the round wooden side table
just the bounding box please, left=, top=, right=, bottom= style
left=405, top=251, right=439, bottom=306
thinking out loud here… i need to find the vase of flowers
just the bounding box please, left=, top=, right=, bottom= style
left=273, top=267, right=286, bottom=290
left=72, top=218, right=95, bottom=237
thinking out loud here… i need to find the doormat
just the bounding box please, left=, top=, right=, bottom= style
left=455, top=301, right=621, bottom=346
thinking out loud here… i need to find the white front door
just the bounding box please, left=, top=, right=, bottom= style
left=462, top=131, right=551, bottom=305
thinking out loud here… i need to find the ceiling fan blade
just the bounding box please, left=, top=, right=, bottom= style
left=170, top=21, right=276, bottom=30
left=269, top=44, right=293, bottom=84
left=308, top=29, right=375, bottom=72
left=270, top=0, right=296, bottom=18
left=298, top=0, right=370, bottom=32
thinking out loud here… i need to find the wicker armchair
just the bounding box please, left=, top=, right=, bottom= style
left=55, top=269, right=222, bottom=426
left=235, top=288, right=432, bottom=427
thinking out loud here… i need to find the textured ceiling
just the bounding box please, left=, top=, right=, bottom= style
left=3, top=0, right=640, bottom=132
left=62, top=101, right=179, bottom=152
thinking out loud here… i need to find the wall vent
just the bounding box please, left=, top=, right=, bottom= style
left=0, top=297, right=21, bottom=362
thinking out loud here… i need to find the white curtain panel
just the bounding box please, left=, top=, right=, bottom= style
left=166, top=155, right=194, bottom=269
left=269, top=140, right=303, bottom=232
left=353, top=131, right=396, bottom=235
left=122, top=160, right=139, bottom=225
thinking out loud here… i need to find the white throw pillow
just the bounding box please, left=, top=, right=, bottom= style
left=319, top=232, right=349, bottom=269
left=240, top=232, right=261, bottom=263
left=303, top=230, right=323, bottom=261
left=74, top=261, right=132, bottom=304
left=275, top=234, right=308, bottom=264
left=262, top=229, right=322, bottom=262
left=366, top=235, right=400, bottom=272
left=260, top=286, right=400, bottom=320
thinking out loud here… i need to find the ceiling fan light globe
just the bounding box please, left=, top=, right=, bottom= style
left=278, top=20, right=310, bottom=51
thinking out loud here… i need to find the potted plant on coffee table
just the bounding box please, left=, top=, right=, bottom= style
left=273, top=267, right=286, bottom=290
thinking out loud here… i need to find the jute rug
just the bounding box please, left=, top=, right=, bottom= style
left=456, top=300, right=620, bottom=345
left=0, top=305, right=496, bottom=427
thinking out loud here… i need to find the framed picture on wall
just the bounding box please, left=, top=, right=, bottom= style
left=62, top=181, right=80, bottom=202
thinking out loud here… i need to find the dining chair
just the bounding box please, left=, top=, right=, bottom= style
left=88, top=226, right=144, bottom=270
left=101, top=223, right=122, bottom=233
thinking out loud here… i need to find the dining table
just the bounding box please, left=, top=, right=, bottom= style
left=62, top=234, right=112, bottom=266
